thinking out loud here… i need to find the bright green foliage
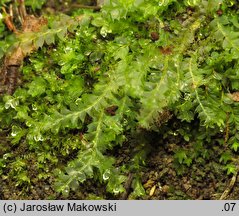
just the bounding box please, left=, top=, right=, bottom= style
left=0, top=0, right=46, bottom=10
left=17, top=14, right=80, bottom=53
left=131, top=176, right=146, bottom=198
left=174, top=149, right=192, bottom=166
left=1, top=0, right=239, bottom=198
left=224, top=163, right=237, bottom=175
left=231, top=142, right=239, bottom=152
left=25, top=0, right=46, bottom=10
left=219, top=151, right=232, bottom=164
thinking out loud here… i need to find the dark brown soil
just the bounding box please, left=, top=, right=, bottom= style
left=1, top=129, right=239, bottom=200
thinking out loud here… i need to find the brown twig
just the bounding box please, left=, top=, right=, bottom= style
left=17, top=0, right=27, bottom=21
left=119, top=173, right=134, bottom=200
left=2, top=7, right=17, bottom=33
left=219, top=168, right=238, bottom=200
left=224, top=112, right=230, bottom=147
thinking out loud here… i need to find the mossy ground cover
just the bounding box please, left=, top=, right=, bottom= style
left=1, top=0, right=239, bottom=200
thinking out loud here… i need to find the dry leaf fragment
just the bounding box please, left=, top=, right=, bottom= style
left=160, top=46, right=173, bottom=55
left=228, top=92, right=239, bottom=102
left=161, top=185, right=170, bottom=194
left=149, top=185, right=157, bottom=196
left=143, top=179, right=155, bottom=189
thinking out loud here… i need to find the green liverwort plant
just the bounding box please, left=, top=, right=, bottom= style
left=1, top=0, right=239, bottom=198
